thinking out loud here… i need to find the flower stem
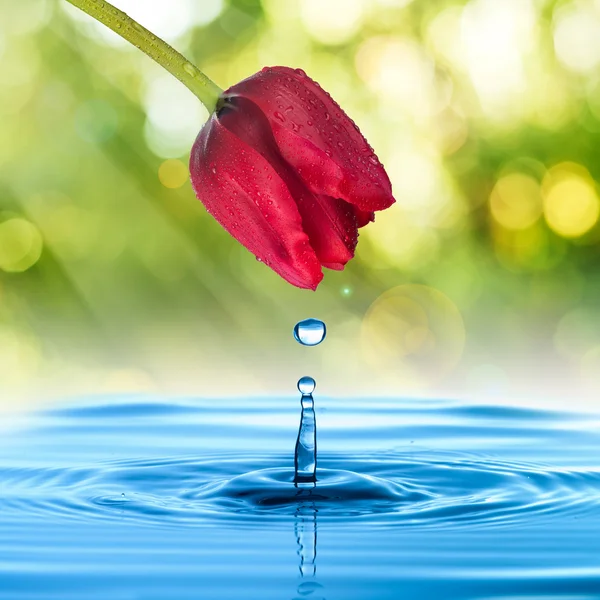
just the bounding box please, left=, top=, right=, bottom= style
left=65, top=0, right=223, bottom=113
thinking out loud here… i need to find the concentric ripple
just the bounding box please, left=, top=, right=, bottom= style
left=2, top=399, right=600, bottom=531
left=3, top=399, right=600, bottom=599
left=2, top=450, right=600, bottom=528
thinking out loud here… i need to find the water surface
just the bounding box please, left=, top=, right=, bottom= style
left=1, top=397, right=600, bottom=599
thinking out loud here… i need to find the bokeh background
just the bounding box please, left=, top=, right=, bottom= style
left=1, top=0, right=600, bottom=410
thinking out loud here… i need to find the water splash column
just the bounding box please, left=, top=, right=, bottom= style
left=293, top=319, right=326, bottom=487
left=295, top=377, right=317, bottom=485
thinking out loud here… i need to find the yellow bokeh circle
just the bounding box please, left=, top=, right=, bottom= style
left=490, top=172, right=542, bottom=230
left=361, top=284, right=465, bottom=386
left=158, top=159, right=189, bottom=189
left=542, top=163, right=600, bottom=238
left=0, top=218, right=43, bottom=273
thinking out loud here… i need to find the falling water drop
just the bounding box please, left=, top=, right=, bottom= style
left=293, top=319, right=326, bottom=346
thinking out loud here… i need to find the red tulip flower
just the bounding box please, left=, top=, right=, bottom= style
left=66, top=2, right=395, bottom=289
left=189, top=67, right=395, bottom=290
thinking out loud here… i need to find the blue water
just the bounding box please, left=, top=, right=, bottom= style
left=2, top=397, right=600, bottom=599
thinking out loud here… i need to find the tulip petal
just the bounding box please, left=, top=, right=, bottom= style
left=227, top=66, right=396, bottom=212
left=294, top=192, right=358, bottom=267
left=217, top=97, right=359, bottom=269
left=355, top=208, right=375, bottom=227
left=189, top=112, right=323, bottom=290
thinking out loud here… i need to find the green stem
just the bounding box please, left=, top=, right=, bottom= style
left=65, top=0, right=222, bottom=113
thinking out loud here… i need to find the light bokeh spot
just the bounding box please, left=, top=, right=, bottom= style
left=356, top=37, right=440, bottom=118
left=360, top=204, right=440, bottom=271
left=490, top=172, right=542, bottom=230
left=143, top=72, right=207, bottom=158
left=300, top=0, right=364, bottom=45
left=2, top=0, right=51, bottom=36
left=542, top=164, right=600, bottom=238
left=580, top=345, right=600, bottom=389
left=0, top=218, right=43, bottom=273
left=361, top=285, right=465, bottom=386
left=553, top=2, right=600, bottom=74
left=554, top=308, right=598, bottom=360
left=159, top=159, right=189, bottom=189
left=461, top=0, right=535, bottom=117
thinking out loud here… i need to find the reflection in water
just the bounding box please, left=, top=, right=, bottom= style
left=293, top=491, right=326, bottom=600
left=295, top=497, right=317, bottom=577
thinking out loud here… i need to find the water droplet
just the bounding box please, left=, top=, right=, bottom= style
left=274, top=111, right=285, bottom=122
left=325, top=150, right=333, bottom=157
left=256, top=256, right=262, bottom=262
left=294, top=318, right=326, bottom=346
left=183, top=63, right=197, bottom=77
left=297, top=376, right=316, bottom=395
left=307, top=120, right=313, bottom=126
left=285, top=106, right=294, bottom=113
left=295, top=68, right=306, bottom=77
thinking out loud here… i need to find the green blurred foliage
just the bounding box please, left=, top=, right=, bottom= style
left=1, top=0, right=600, bottom=407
